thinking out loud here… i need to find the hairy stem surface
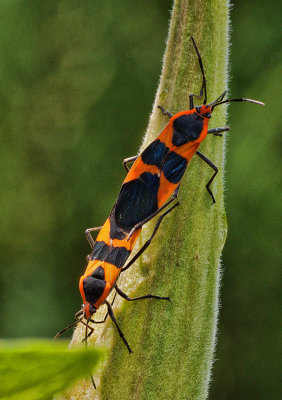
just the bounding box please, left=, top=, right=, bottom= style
left=64, top=1, right=230, bottom=399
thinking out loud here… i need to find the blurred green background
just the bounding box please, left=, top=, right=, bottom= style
left=0, top=1, right=280, bottom=399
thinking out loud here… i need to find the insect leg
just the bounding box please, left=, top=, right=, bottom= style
left=123, top=155, right=138, bottom=172
left=85, top=226, right=103, bottom=249
left=79, top=319, right=95, bottom=338
left=90, top=376, right=96, bottom=390
left=208, top=127, right=230, bottom=137
left=189, top=76, right=207, bottom=109
left=189, top=83, right=205, bottom=109
left=158, top=105, right=173, bottom=119
left=115, top=284, right=170, bottom=302
left=80, top=312, right=107, bottom=342
left=122, top=202, right=179, bottom=272
left=85, top=318, right=97, bottom=390
left=91, top=290, right=118, bottom=325
left=196, top=151, right=218, bottom=204
left=105, top=300, right=133, bottom=353
left=126, top=185, right=180, bottom=241
left=81, top=291, right=119, bottom=343
left=80, top=314, right=106, bottom=342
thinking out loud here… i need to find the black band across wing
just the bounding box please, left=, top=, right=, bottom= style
left=83, top=276, right=106, bottom=304
left=90, top=241, right=108, bottom=261
left=90, top=241, right=131, bottom=269
left=91, top=265, right=105, bottom=280
left=113, top=172, right=160, bottom=232
left=141, top=139, right=169, bottom=167
left=163, top=151, right=188, bottom=184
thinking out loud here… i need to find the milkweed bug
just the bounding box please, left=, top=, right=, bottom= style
left=55, top=36, right=264, bottom=357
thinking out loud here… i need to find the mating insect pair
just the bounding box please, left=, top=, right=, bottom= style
left=55, top=36, right=264, bottom=355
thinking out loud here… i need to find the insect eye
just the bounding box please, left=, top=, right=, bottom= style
left=89, top=304, right=96, bottom=314
left=203, top=112, right=211, bottom=119
left=195, top=106, right=201, bottom=113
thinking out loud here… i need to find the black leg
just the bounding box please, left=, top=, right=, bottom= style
left=85, top=318, right=97, bottom=390
left=127, top=185, right=180, bottom=241
left=90, top=290, right=118, bottom=325
left=82, top=291, right=118, bottom=343
left=85, top=317, right=92, bottom=347
left=81, top=314, right=96, bottom=342
left=158, top=105, right=173, bottom=119
left=85, top=226, right=103, bottom=249
left=189, top=93, right=199, bottom=109
left=123, top=155, right=138, bottom=173
left=115, top=284, right=170, bottom=302
left=189, top=82, right=205, bottom=109
left=79, top=318, right=94, bottom=340
left=122, top=202, right=180, bottom=272
left=196, top=151, right=218, bottom=204
left=189, top=94, right=195, bottom=110
left=90, top=311, right=109, bottom=325
left=90, top=376, right=96, bottom=390
left=207, top=126, right=230, bottom=137
left=105, top=300, right=133, bottom=354
left=81, top=312, right=108, bottom=342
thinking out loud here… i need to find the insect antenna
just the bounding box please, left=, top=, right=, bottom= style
left=207, top=90, right=227, bottom=107
left=54, top=314, right=84, bottom=339
left=190, top=35, right=207, bottom=104
left=212, top=98, right=265, bottom=110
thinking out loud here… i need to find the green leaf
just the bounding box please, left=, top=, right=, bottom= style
left=0, top=340, right=104, bottom=400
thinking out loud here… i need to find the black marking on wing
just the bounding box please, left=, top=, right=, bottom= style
left=83, top=276, right=106, bottom=304
left=109, top=216, right=127, bottom=241
left=172, top=114, right=203, bottom=146
left=90, top=240, right=131, bottom=268
left=90, top=241, right=108, bottom=261
left=163, top=151, right=188, bottom=184
left=114, top=172, right=160, bottom=231
left=105, top=247, right=131, bottom=268
left=141, top=139, right=169, bottom=167
left=91, top=266, right=105, bottom=280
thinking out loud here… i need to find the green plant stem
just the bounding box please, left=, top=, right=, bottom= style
left=65, top=1, right=229, bottom=399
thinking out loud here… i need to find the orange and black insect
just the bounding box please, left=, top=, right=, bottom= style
left=55, top=36, right=264, bottom=353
